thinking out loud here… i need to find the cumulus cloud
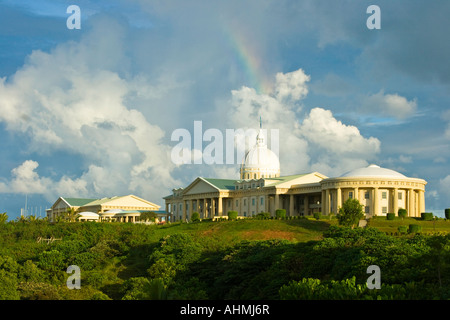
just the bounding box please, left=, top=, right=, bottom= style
left=0, top=17, right=180, bottom=203
left=222, top=68, right=381, bottom=177
left=0, top=160, right=88, bottom=201
left=274, top=69, right=310, bottom=102
left=362, top=91, right=417, bottom=120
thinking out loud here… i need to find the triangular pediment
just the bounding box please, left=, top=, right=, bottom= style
left=52, top=197, right=70, bottom=210
left=266, top=172, right=328, bottom=188
left=183, top=177, right=221, bottom=195
left=94, top=195, right=160, bottom=209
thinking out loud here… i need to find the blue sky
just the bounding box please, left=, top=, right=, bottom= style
left=0, top=0, right=449, bottom=220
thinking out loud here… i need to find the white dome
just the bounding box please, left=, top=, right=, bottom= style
left=78, top=211, right=100, bottom=218
left=340, top=164, right=406, bottom=178
left=240, top=130, right=280, bottom=178
left=101, top=209, right=123, bottom=214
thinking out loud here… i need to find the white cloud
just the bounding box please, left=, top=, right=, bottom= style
left=362, top=91, right=417, bottom=120
left=274, top=69, right=310, bottom=101
left=0, top=17, right=181, bottom=204
left=0, top=160, right=88, bottom=202
left=221, top=68, right=381, bottom=178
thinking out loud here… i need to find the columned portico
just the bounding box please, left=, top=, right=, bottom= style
left=320, top=165, right=427, bottom=218
left=165, top=165, right=426, bottom=222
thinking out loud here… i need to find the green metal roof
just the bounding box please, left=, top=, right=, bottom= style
left=63, top=198, right=97, bottom=207
left=203, top=178, right=238, bottom=190
left=263, top=174, right=308, bottom=186
left=82, top=196, right=124, bottom=206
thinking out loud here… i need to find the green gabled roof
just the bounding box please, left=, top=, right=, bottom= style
left=82, top=196, right=124, bottom=206
left=63, top=198, right=97, bottom=207
left=202, top=178, right=238, bottom=191
left=263, top=174, right=309, bottom=186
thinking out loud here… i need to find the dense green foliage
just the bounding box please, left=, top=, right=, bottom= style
left=1, top=218, right=450, bottom=300
left=387, top=213, right=395, bottom=220
left=337, top=198, right=364, bottom=228
left=275, top=209, right=286, bottom=219
left=398, top=209, right=407, bottom=219
left=191, top=212, right=200, bottom=222
left=227, top=211, right=238, bottom=220
left=422, top=212, right=434, bottom=221
left=445, top=209, right=450, bottom=220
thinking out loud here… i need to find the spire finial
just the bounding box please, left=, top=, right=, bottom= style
left=259, top=116, right=262, bottom=129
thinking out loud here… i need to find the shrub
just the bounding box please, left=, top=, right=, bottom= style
left=227, top=211, right=238, bottom=220
left=397, top=225, right=408, bottom=234
left=398, top=209, right=407, bottom=219
left=386, top=213, right=395, bottom=220
left=191, top=212, right=200, bottom=222
left=256, top=212, right=270, bottom=219
left=421, top=212, right=433, bottom=221
left=37, top=250, right=66, bottom=272
left=337, top=198, right=364, bottom=228
left=313, top=212, right=321, bottom=220
left=275, top=209, right=286, bottom=219
left=445, top=208, right=450, bottom=220
left=408, top=224, right=422, bottom=233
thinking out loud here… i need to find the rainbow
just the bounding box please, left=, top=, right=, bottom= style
left=222, top=23, right=273, bottom=95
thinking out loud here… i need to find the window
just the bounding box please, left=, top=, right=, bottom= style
left=252, top=198, right=255, bottom=206
left=398, top=192, right=402, bottom=200
left=260, top=197, right=264, bottom=205
left=365, top=192, right=370, bottom=199
left=244, top=199, right=247, bottom=206
left=365, top=206, right=370, bottom=214
left=349, top=191, right=353, bottom=199
left=382, top=192, right=387, bottom=199
left=236, top=200, right=239, bottom=207
left=252, top=183, right=255, bottom=188
left=382, top=207, right=387, bottom=214
left=254, top=174, right=257, bottom=179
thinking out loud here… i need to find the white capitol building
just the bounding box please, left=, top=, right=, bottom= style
left=164, top=127, right=427, bottom=221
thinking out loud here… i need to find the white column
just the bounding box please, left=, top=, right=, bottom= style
left=289, top=194, right=294, bottom=216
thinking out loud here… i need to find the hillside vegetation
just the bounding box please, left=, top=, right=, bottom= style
left=1, top=217, right=450, bottom=300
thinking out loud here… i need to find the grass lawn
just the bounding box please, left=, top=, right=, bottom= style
left=152, top=218, right=334, bottom=244
left=367, top=216, right=450, bottom=234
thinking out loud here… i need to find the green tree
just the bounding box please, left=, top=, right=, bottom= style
left=62, top=207, right=80, bottom=222
left=337, top=198, right=364, bottom=229
left=0, top=270, right=20, bottom=300
left=0, top=212, right=8, bottom=224
left=227, top=211, right=238, bottom=220
left=275, top=209, right=286, bottom=219
left=398, top=208, right=407, bottom=219
left=191, top=211, right=200, bottom=222
left=139, top=211, right=157, bottom=222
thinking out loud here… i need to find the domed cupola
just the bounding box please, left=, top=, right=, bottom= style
left=240, top=118, right=280, bottom=180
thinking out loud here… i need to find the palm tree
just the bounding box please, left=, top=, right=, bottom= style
left=0, top=212, right=8, bottom=224
left=64, top=207, right=80, bottom=222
